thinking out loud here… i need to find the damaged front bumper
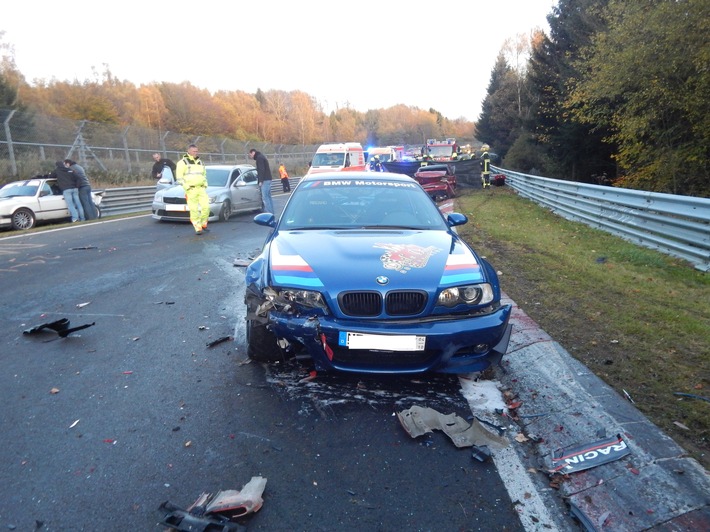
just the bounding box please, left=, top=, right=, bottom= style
left=266, top=304, right=512, bottom=374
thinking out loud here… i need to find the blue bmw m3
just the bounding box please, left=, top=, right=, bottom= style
left=244, top=172, right=512, bottom=374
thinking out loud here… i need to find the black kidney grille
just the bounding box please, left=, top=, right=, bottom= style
left=339, top=291, right=427, bottom=317
left=386, top=291, right=427, bottom=316
left=340, top=292, right=382, bottom=316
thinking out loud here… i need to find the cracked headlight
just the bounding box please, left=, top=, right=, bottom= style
left=437, top=284, right=493, bottom=307
left=274, top=288, right=328, bottom=310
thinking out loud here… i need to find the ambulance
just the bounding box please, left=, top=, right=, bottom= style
left=305, top=142, right=366, bottom=176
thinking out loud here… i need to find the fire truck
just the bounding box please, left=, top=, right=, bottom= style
left=424, top=138, right=459, bottom=161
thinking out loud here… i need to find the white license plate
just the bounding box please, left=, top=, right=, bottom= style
left=165, top=204, right=188, bottom=212
left=338, top=331, right=425, bottom=351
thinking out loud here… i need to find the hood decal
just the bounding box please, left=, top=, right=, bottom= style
left=271, top=242, right=324, bottom=288
left=374, top=243, right=441, bottom=274
left=439, top=249, right=483, bottom=285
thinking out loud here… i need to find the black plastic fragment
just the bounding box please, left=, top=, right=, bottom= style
left=23, top=318, right=96, bottom=338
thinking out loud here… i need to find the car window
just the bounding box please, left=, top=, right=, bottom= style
left=206, top=168, right=230, bottom=187
left=280, top=180, right=446, bottom=230
left=0, top=182, right=39, bottom=198
left=241, top=170, right=258, bottom=184
left=228, top=169, right=241, bottom=185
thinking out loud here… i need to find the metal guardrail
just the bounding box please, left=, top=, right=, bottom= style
left=98, top=179, right=298, bottom=217
left=495, top=166, right=710, bottom=272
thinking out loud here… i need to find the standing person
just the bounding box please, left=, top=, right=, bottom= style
left=480, top=145, right=491, bottom=189
left=151, top=152, right=177, bottom=180
left=249, top=149, right=274, bottom=214
left=65, top=159, right=96, bottom=220
left=278, top=162, right=290, bottom=192
left=51, top=161, right=84, bottom=222
left=175, top=144, right=210, bottom=235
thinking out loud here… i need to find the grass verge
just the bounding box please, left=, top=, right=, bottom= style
left=456, top=187, right=710, bottom=469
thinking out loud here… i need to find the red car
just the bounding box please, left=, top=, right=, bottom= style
left=413, top=165, right=457, bottom=202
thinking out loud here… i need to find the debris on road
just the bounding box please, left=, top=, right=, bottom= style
left=158, top=476, right=267, bottom=531
left=397, top=405, right=508, bottom=450
left=548, top=433, right=630, bottom=475
left=23, top=318, right=96, bottom=338
left=206, top=336, right=232, bottom=348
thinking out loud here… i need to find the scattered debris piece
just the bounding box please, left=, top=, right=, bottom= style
left=76, top=301, right=91, bottom=308
left=198, top=325, right=209, bottom=331
left=158, top=476, right=266, bottom=531
left=471, top=445, right=491, bottom=462
left=673, top=392, right=710, bottom=403
left=70, top=246, right=97, bottom=250
left=233, top=258, right=252, bottom=267
left=549, top=433, right=630, bottom=475
left=206, top=336, right=232, bottom=348
left=515, top=433, right=529, bottom=443
left=397, top=405, right=508, bottom=450
left=23, top=318, right=96, bottom=338
left=622, top=389, right=635, bottom=403
left=50, top=387, right=60, bottom=395
left=69, top=419, right=80, bottom=428
left=673, top=421, right=691, bottom=431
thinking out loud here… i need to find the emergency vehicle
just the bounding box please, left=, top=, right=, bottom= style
left=424, top=138, right=459, bottom=161
left=306, top=143, right=366, bottom=176
left=365, top=146, right=404, bottom=171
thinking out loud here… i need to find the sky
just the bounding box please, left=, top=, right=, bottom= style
left=3, top=0, right=557, bottom=123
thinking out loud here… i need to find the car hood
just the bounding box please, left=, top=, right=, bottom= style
left=268, top=229, right=485, bottom=291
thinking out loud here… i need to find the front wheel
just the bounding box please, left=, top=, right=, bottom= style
left=246, top=318, right=288, bottom=362
left=218, top=200, right=231, bottom=222
left=12, top=208, right=36, bottom=230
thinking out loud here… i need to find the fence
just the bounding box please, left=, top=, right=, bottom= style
left=495, top=166, right=710, bottom=272
left=0, top=109, right=319, bottom=181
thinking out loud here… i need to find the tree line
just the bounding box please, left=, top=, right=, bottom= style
left=0, top=33, right=473, bottom=152
left=477, top=0, right=709, bottom=197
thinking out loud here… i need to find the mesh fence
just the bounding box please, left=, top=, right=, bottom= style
left=0, top=109, right=319, bottom=184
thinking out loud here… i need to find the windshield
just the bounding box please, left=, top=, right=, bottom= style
left=428, top=146, right=454, bottom=157
left=280, top=179, right=447, bottom=230
left=312, top=152, right=345, bottom=167
left=206, top=168, right=231, bottom=187
left=0, top=181, right=40, bottom=198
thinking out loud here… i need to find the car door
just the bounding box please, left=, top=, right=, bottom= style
left=37, top=180, right=71, bottom=220
left=231, top=169, right=261, bottom=212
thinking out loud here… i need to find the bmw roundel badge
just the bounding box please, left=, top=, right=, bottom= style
left=376, top=276, right=389, bottom=285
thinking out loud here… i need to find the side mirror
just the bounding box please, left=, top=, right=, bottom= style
left=254, top=212, right=276, bottom=227
left=447, top=212, right=468, bottom=227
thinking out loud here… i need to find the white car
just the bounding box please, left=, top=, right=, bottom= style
left=0, top=177, right=103, bottom=230
left=151, top=164, right=262, bottom=223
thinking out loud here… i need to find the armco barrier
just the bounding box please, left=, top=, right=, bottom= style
left=98, top=179, right=297, bottom=217
left=495, top=166, right=710, bottom=272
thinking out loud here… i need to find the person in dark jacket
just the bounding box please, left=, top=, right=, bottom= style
left=65, top=159, right=96, bottom=220
left=249, top=149, right=274, bottom=214
left=151, top=153, right=177, bottom=180
left=51, top=161, right=85, bottom=222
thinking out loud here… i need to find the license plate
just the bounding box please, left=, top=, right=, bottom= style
left=338, top=331, right=425, bottom=351
left=165, top=204, right=188, bottom=212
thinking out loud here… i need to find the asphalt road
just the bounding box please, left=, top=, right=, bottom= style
left=0, top=204, right=540, bottom=531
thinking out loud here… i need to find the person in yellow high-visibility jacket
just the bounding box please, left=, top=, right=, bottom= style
left=176, top=144, right=210, bottom=235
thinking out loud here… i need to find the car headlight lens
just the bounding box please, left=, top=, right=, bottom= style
left=208, top=196, right=217, bottom=204
left=274, top=288, right=328, bottom=310
left=437, top=284, right=493, bottom=307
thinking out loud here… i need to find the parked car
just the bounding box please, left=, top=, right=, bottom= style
left=244, top=171, right=512, bottom=375
left=151, top=164, right=261, bottom=223
left=0, top=177, right=103, bottom=231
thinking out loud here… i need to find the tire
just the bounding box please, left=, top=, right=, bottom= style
left=94, top=204, right=102, bottom=219
left=218, top=200, right=231, bottom=222
left=246, top=318, right=288, bottom=362
left=11, top=208, right=36, bottom=230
